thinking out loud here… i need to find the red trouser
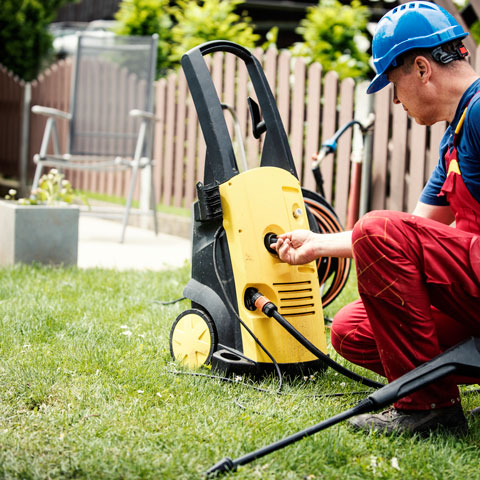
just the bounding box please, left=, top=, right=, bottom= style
left=330, top=210, right=480, bottom=410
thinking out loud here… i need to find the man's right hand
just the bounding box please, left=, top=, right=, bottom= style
left=273, top=229, right=354, bottom=265
left=273, top=230, right=320, bottom=265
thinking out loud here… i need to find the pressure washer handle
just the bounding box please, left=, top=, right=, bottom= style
left=182, top=40, right=298, bottom=183
left=368, top=336, right=480, bottom=409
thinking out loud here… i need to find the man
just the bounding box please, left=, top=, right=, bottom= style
left=274, top=1, right=480, bottom=436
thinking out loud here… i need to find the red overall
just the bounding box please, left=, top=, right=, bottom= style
left=331, top=102, right=480, bottom=410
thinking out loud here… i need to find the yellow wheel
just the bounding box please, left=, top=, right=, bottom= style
left=169, top=309, right=217, bottom=368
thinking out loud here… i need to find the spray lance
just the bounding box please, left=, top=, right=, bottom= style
left=206, top=291, right=480, bottom=477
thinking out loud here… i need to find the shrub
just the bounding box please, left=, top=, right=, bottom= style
left=115, top=0, right=260, bottom=76
left=169, top=0, right=259, bottom=63
left=114, top=0, right=173, bottom=76
left=0, top=0, right=70, bottom=81
left=291, top=0, right=371, bottom=80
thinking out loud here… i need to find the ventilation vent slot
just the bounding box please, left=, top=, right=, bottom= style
left=272, top=281, right=317, bottom=317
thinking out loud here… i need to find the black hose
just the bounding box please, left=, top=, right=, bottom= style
left=270, top=309, right=383, bottom=389
left=212, top=228, right=284, bottom=392
left=206, top=397, right=375, bottom=476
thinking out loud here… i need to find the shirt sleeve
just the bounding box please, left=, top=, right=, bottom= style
left=419, top=163, right=449, bottom=206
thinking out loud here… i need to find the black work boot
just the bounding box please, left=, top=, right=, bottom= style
left=348, top=404, right=468, bottom=436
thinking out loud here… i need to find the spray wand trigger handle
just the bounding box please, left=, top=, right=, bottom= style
left=264, top=232, right=278, bottom=254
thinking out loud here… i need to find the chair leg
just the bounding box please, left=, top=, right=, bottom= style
left=32, top=162, right=43, bottom=190
left=149, top=163, right=158, bottom=235
left=120, top=165, right=140, bottom=243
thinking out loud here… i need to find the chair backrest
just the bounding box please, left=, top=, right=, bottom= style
left=69, top=33, right=158, bottom=157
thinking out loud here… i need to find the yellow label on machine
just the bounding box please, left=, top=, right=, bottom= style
left=219, top=167, right=327, bottom=364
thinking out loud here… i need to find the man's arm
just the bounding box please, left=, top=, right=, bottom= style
left=274, top=202, right=453, bottom=266
left=412, top=201, right=454, bottom=224
left=274, top=230, right=353, bottom=265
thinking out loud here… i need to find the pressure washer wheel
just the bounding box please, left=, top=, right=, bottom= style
left=169, top=308, right=218, bottom=368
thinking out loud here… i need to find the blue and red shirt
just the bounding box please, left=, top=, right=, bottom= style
left=420, top=77, right=480, bottom=206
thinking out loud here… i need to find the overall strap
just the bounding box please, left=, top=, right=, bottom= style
left=452, top=88, right=480, bottom=146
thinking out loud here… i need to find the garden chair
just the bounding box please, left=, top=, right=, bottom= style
left=31, top=33, right=159, bottom=243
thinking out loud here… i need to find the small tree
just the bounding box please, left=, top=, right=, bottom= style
left=114, top=0, right=173, bottom=76
left=291, top=0, right=371, bottom=80
left=169, top=0, right=260, bottom=63
left=0, top=0, right=70, bottom=81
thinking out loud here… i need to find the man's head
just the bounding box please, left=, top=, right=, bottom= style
left=367, top=1, right=468, bottom=94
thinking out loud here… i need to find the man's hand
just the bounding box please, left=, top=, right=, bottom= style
left=273, top=230, right=320, bottom=265
left=273, top=229, right=354, bottom=264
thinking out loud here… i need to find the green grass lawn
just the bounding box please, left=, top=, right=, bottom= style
left=0, top=263, right=479, bottom=479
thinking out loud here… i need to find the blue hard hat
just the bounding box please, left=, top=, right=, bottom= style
left=367, top=1, right=468, bottom=94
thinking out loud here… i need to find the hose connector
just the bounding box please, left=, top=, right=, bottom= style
left=244, top=288, right=277, bottom=317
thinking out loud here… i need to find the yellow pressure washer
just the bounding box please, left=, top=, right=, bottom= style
left=168, top=41, right=480, bottom=477
left=168, top=40, right=375, bottom=386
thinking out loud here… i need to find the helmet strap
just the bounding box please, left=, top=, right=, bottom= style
left=431, top=43, right=469, bottom=64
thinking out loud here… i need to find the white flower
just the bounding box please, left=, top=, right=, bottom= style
left=137, top=390, right=144, bottom=394
left=370, top=456, right=377, bottom=474
left=8, top=189, right=16, bottom=196
left=391, top=457, right=400, bottom=470
left=121, top=330, right=132, bottom=336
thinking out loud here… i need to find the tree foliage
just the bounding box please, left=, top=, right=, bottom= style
left=114, top=0, right=173, bottom=76
left=291, top=0, right=371, bottom=80
left=0, top=0, right=70, bottom=81
left=169, top=0, right=259, bottom=63
left=471, top=20, right=480, bottom=46
left=114, top=0, right=259, bottom=77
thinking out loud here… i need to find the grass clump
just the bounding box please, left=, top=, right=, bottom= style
left=0, top=264, right=479, bottom=479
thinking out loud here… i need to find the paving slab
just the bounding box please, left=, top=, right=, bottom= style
left=77, top=216, right=191, bottom=271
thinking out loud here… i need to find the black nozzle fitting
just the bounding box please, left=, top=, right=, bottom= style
left=244, top=287, right=262, bottom=311
left=206, top=457, right=236, bottom=477
left=264, top=233, right=278, bottom=254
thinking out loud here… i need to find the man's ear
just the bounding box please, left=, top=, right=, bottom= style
left=414, top=56, right=432, bottom=83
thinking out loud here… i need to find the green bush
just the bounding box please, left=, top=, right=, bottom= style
left=114, top=0, right=259, bottom=76
left=169, top=0, right=259, bottom=63
left=114, top=0, right=173, bottom=76
left=0, top=0, right=70, bottom=81
left=470, top=20, right=480, bottom=45
left=291, top=0, right=371, bottom=80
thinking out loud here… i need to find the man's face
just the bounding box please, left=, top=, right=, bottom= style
left=387, top=59, right=436, bottom=126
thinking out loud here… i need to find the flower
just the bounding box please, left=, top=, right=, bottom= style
left=4, top=169, right=86, bottom=206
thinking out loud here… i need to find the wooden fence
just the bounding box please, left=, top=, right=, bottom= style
left=2, top=46, right=480, bottom=227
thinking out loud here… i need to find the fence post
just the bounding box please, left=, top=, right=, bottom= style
left=345, top=81, right=373, bottom=229
left=355, top=81, right=374, bottom=219
left=19, top=82, right=31, bottom=196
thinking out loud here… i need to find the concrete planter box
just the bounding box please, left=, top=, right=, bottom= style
left=0, top=201, right=80, bottom=266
